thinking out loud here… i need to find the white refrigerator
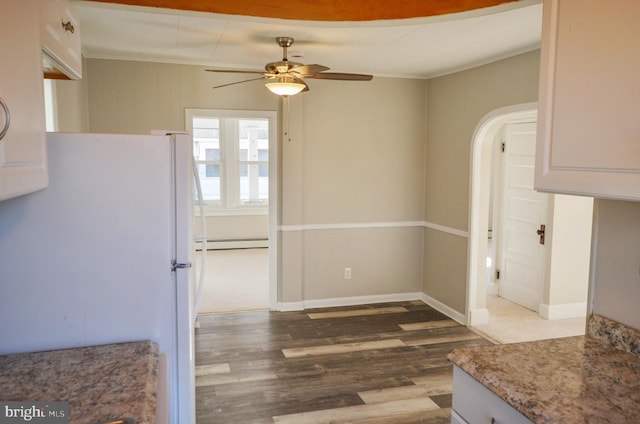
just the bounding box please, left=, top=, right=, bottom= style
left=0, top=132, right=196, bottom=423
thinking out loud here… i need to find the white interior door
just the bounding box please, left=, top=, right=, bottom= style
left=498, top=122, right=548, bottom=312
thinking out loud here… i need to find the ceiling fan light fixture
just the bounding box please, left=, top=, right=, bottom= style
left=265, top=81, right=306, bottom=96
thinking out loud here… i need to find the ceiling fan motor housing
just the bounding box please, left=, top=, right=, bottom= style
left=266, top=61, right=302, bottom=74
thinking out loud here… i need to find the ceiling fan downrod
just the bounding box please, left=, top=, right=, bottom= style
left=276, top=36, right=295, bottom=61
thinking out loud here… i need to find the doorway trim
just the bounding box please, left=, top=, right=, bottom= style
left=466, top=102, right=537, bottom=326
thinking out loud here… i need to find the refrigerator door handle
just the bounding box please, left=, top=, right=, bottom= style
left=171, top=260, right=192, bottom=272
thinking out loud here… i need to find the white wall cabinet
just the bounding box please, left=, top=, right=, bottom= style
left=451, top=366, right=533, bottom=424
left=41, top=0, right=82, bottom=80
left=535, top=0, right=640, bottom=200
left=0, top=0, right=48, bottom=201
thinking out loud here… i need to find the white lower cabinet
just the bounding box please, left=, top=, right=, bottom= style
left=451, top=366, right=533, bottom=424
left=451, top=409, right=469, bottom=424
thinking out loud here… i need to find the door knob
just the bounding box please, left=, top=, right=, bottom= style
left=537, top=224, right=546, bottom=245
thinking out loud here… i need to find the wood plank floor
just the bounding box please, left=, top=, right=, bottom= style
left=194, top=301, right=493, bottom=423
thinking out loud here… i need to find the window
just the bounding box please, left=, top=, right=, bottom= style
left=186, top=109, right=276, bottom=215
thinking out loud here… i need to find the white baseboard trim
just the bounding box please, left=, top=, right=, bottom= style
left=538, top=302, right=587, bottom=320
left=304, top=292, right=423, bottom=310
left=277, top=292, right=469, bottom=327
left=276, top=292, right=424, bottom=312
left=420, top=293, right=466, bottom=325
left=276, top=302, right=305, bottom=312
left=468, top=308, right=490, bottom=326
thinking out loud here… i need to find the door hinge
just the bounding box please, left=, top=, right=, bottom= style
left=496, top=269, right=500, bottom=280
left=171, top=260, right=192, bottom=272
left=501, top=142, right=506, bottom=153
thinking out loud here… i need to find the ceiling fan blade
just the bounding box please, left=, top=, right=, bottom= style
left=289, top=64, right=330, bottom=77
left=309, top=72, right=373, bottom=81
left=206, top=69, right=265, bottom=75
left=212, top=76, right=266, bottom=89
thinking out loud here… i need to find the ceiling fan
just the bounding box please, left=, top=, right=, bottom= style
left=206, top=36, right=373, bottom=96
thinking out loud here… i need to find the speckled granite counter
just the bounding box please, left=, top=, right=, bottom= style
left=449, top=315, right=640, bottom=423
left=0, top=341, right=158, bottom=424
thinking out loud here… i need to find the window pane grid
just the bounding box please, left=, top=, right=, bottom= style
left=192, top=117, right=222, bottom=206
left=237, top=119, right=269, bottom=206
left=189, top=112, right=271, bottom=211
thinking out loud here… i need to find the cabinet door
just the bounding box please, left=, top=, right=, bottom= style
left=41, top=0, right=63, bottom=50
left=535, top=0, right=640, bottom=200
left=41, top=0, right=82, bottom=80
left=452, top=367, right=533, bottom=424
left=61, top=0, right=82, bottom=78
left=0, top=0, right=48, bottom=201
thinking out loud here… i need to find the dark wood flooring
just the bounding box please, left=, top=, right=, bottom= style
left=194, top=301, right=493, bottom=423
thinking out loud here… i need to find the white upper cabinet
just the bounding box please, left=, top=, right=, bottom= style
left=41, top=0, right=82, bottom=80
left=535, top=0, right=640, bottom=200
left=0, top=0, right=48, bottom=201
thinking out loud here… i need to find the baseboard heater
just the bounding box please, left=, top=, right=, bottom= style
left=195, top=238, right=268, bottom=251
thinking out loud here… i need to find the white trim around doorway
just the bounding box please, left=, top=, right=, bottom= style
left=466, top=102, right=538, bottom=326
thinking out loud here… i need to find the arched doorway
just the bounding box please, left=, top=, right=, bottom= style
left=466, top=102, right=592, bottom=340
left=466, top=102, right=538, bottom=325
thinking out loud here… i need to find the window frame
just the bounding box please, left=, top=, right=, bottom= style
left=186, top=108, right=277, bottom=216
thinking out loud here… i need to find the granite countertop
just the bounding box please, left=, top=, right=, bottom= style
left=448, top=315, right=640, bottom=423
left=0, top=340, right=158, bottom=424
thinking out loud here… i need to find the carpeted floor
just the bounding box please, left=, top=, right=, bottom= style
left=194, top=248, right=269, bottom=314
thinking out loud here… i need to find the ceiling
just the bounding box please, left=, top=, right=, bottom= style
left=73, top=0, right=542, bottom=79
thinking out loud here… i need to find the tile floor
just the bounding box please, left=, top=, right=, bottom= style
left=471, top=294, right=587, bottom=344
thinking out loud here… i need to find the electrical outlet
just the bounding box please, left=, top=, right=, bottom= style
left=344, top=267, right=352, bottom=279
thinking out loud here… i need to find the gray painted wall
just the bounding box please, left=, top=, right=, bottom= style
left=424, top=50, right=540, bottom=313
left=53, top=50, right=543, bottom=310
left=64, top=59, right=428, bottom=305
left=590, top=199, right=640, bottom=330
